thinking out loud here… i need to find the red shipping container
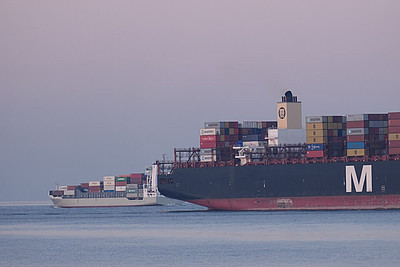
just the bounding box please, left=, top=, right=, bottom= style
left=234, top=128, right=239, bottom=135
left=80, top=183, right=89, bottom=188
left=67, top=186, right=77, bottom=190
left=200, top=135, right=217, bottom=142
left=200, top=140, right=216, bottom=148
left=89, top=186, right=101, bottom=193
left=347, top=121, right=367, bottom=128
left=52, top=190, right=64, bottom=196
left=307, top=150, right=325, bottom=158
left=389, top=140, right=400, bottom=148
left=388, top=119, right=400, bottom=127
left=119, top=175, right=130, bottom=178
left=388, top=112, right=400, bottom=120
left=347, top=135, right=366, bottom=142
left=389, top=127, right=400, bottom=133
left=129, top=178, right=142, bottom=184
left=130, top=173, right=143, bottom=179
left=389, top=147, right=400, bottom=155
left=116, top=181, right=127, bottom=186
left=200, top=141, right=224, bottom=149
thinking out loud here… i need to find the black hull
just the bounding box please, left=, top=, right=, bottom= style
left=158, top=160, right=400, bottom=210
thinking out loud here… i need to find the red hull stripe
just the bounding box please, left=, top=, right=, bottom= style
left=187, top=195, right=400, bottom=211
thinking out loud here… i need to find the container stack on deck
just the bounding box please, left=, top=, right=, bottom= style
left=239, top=121, right=277, bottom=147
left=389, top=112, right=400, bottom=155
left=50, top=172, right=147, bottom=199
left=200, top=121, right=239, bottom=162
left=115, top=176, right=129, bottom=192
left=199, top=121, right=277, bottom=162
left=346, top=114, right=388, bottom=157
left=305, top=116, right=346, bottom=158
left=103, top=176, right=115, bottom=192
left=88, top=181, right=101, bottom=193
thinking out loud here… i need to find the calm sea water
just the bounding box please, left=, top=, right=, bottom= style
left=1, top=203, right=400, bottom=267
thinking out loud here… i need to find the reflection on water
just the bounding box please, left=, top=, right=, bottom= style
left=1, top=205, right=400, bottom=267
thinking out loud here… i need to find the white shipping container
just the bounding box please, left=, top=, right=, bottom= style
left=89, top=181, right=101, bottom=186
left=200, top=155, right=217, bottom=162
left=268, top=129, right=306, bottom=147
left=347, top=114, right=368, bottom=122
left=126, top=183, right=138, bottom=189
left=200, top=149, right=213, bottom=155
left=306, top=116, right=326, bottom=124
left=103, top=176, right=115, bottom=182
left=64, top=190, right=75, bottom=196
left=103, top=185, right=115, bottom=191
left=347, top=128, right=368, bottom=135
left=104, top=180, right=115, bottom=186
left=240, top=121, right=261, bottom=129
left=115, top=186, right=126, bottom=192
left=59, top=186, right=68, bottom=191
left=200, top=128, right=220, bottom=136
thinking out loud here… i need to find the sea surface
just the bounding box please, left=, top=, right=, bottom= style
left=1, top=202, right=400, bottom=267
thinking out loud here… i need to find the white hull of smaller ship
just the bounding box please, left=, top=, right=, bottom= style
left=50, top=196, right=158, bottom=208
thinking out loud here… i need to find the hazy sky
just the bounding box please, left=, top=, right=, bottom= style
left=1, top=1, right=400, bottom=201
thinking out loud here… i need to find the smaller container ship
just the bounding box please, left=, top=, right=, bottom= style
left=49, top=166, right=161, bottom=208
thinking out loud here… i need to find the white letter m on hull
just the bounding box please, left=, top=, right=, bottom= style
left=346, top=165, right=372, bottom=193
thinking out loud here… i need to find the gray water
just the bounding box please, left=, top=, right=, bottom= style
left=1, top=203, right=400, bottom=266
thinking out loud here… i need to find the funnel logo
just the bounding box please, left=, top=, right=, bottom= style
left=278, top=107, right=286, bottom=119
left=345, top=165, right=372, bottom=193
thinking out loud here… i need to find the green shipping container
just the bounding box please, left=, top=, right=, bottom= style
left=127, top=188, right=138, bottom=194
left=116, top=177, right=129, bottom=182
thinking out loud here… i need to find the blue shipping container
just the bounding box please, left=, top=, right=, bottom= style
left=347, top=142, right=365, bottom=149
left=306, top=143, right=324, bottom=151
left=242, top=134, right=263, bottom=141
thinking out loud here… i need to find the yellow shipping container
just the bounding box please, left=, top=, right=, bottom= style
left=347, top=149, right=366, bottom=157
left=220, top=135, right=225, bottom=142
left=306, top=123, right=326, bottom=130
left=327, top=116, right=333, bottom=123
left=336, top=123, right=342, bottom=130
left=229, top=128, right=234, bottom=135
left=306, top=129, right=327, bottom=137
left=327, top=123, right=335, bottom=130
left=389, top=133, right=400, bottom=141
left=306, top=136, right=328, bottom=144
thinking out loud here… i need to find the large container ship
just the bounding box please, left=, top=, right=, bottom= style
left=49, top=166, right=162, bottom=208
left=157, top=91, right=400, bottom=210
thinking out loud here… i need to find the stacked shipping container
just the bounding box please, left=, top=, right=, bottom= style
left=115, top=176, right=129, bottom=192
left=388, top=112, right=400, bottom=155
left=200, top=122, right=239, bottom=162
left=130, top=173, right=144, bottom=184
left=200, top=121, right=277, bottom=162
left=55, top=173, right=146, bottom=197
left=346, top=114, right=388, bottom=157
left=88, top=181, right=101, bottom=193
left=239, top=121, right=277, bottom=143
left=103, top=176, right=115, bottom=192
left=305, top=116, right=346, bottom=158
